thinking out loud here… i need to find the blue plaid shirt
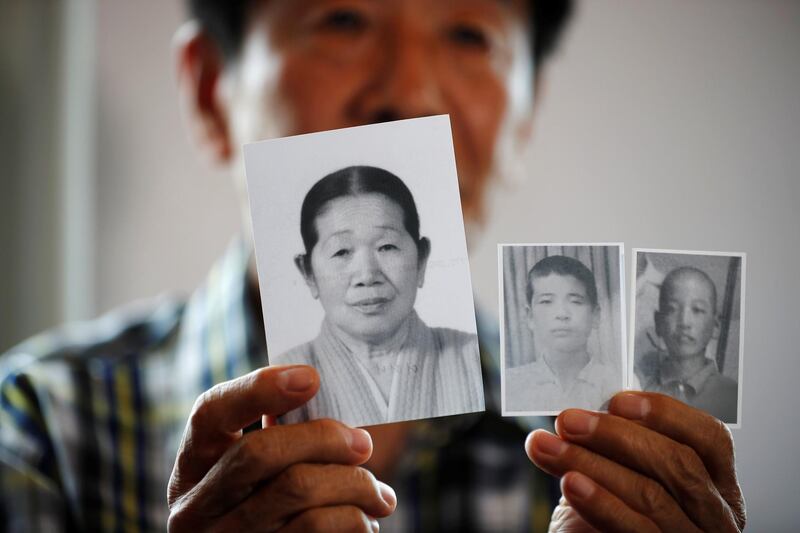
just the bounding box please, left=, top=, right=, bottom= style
left=0, top=239, right=557, bottom=532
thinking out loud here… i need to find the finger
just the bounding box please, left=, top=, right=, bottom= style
left=280, top=505, right=379, bottom=533
left=171, top=365, right=319, bottom=498
left=609, top=392, right=738, bottom=489
left=186, top=419, right=373, bottom=517
left=560, top=472, right=659, bottom=533
left=554, top=410, right=738, bottom=532
left=189, top=365, right=319, bottom=443
left=609, top=392, right=745, bottom=529
left=526, top=430, right=700, bottom=532
left=214, top=464, right=395, bottom=532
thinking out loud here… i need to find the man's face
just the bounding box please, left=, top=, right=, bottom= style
left=655, top=273, right=718, bottom=359
left=526, top=273, right=598, bottom=356
left=225, top=0, right=534, bottom=222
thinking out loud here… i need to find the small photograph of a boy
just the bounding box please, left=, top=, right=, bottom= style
left=632, top=250, right=745, bottom=425
left=501, top=244, right=625, bottom=415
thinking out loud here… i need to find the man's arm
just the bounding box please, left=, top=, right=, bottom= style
left=167, top=364, right=396, bottom=532
left=0, top=457, right=71, bottom=532
left=527, top=392, right=745, bottom=532
left=0, top=366, right=70, bottom=532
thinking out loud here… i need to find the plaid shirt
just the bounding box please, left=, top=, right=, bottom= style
left=0, top=239, right=558, bottom=532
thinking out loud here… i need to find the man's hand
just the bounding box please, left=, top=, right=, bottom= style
left=526, top=392, right=746, bottom=532
left=167, top=365, right=396, bottom=532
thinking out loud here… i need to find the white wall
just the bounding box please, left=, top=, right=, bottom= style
left=94, top=0, right=239, bottom=315
left=87, top=1, right=800, bottom=529
left=0, top=1, right=61, bottom=348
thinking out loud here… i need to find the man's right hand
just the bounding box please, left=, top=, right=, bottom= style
left=167, top=365, right=396, bottom=532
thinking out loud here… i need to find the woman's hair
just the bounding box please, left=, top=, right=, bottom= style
left=299, top=165, right=422, bottom=265
left=526, top=255, right=599, bottom=308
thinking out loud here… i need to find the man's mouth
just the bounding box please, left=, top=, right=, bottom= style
left=676, top=333, right=696, bottom=344
left=550, top=327, right=573, bottom=337
left=350, top=297, right=392, bottom=314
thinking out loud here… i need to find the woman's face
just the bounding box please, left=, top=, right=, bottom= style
left=305, top=193, right=427, bottom=344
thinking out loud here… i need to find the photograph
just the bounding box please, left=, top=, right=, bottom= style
left=499, top=244, right=626, bottom=415
left=243, top=116, right=485, bottom=428
left=630, top=249, right=745, bottom=426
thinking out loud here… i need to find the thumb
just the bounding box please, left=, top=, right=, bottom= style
left=169, top=365, right=320, bottom=502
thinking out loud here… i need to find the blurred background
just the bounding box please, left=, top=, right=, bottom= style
left=2, top=1, right=799, bottom=529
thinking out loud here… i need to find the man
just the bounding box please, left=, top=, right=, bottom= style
left=506, top=255, right=618, bottom=412
left=641, top=266, right=738, bottom=423
left=0, top=1, right=745, bottom=531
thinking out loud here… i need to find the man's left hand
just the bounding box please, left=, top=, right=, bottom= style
left=526, top=391, right=746, bottom=532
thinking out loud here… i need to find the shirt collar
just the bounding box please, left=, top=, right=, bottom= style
left=173, top=237, right=266, bottom=400
left=524, top=353, right=605, bottom=387
left=656, top=355, right=718, bottom=394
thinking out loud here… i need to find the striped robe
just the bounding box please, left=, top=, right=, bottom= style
left=274, top=312, right=485, bottom=427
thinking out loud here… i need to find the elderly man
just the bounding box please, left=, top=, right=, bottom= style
left=0, top=1, right=745, bottom=531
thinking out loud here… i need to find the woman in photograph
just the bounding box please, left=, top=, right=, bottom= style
left=273, top=165, right=484, bottom=427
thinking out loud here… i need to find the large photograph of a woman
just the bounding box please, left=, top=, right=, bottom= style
left=246, top=118, right=484, bottom=427
left=271, top=166, right=484, bottom=427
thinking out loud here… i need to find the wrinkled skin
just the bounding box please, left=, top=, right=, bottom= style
left=531, top=392, right=745, bottom=532
left=167, top=366, right=395, bottom=532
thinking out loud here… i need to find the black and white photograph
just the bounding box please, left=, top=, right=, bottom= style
left=243, top=116, right=484, bottom=428
left=630, top=249, right=745, bottom=426
left=500, top=244, right=626, bottom=415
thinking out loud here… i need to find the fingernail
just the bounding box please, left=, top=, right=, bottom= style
left=611, top=393, right=651, bottom=420
left=561, top=410, right=598, bottom=436
left=533, top=430, right=567, bottom=457
left=368, top=516, right=380, bottom=533
left=347, top=428, right=372, bottom=455
left=277, top=367, right=313, bottom=393
left=564, top=472, right=595, bottom=499
left=378, top=481, right=397, bottom=509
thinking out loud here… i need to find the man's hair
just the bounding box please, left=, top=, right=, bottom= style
left=659, top=266, right=718, bottom=313
left=526, top=255, right=599, bottom=308
left=187, top=0, right=574, bottom=68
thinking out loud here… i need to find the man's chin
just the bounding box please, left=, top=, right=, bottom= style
left=550, top=339, right=586, bottom=352
left=668, top=348, right=704, bottom=360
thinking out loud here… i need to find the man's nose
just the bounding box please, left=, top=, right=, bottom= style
left=351, top=250, right=383, bottom=286
left=678, top=307, right=692, bottom=328
left=355, top=20, right=446, bottom=122
left=555, top=301, right=571, bottom=320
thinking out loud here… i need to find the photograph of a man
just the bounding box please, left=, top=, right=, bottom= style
left=501, top=245, right=624, bottom=414
left=632, top=250, right=745, bottom=425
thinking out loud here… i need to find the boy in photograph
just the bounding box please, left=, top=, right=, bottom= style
left=506, top=255, right=617, bottom=412
left=642, top=266, right=738, bottom=423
